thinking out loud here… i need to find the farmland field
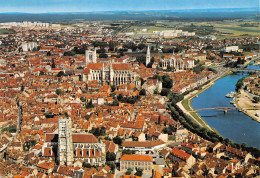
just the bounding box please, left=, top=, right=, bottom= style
left=119, top=19, right=259, bottom=39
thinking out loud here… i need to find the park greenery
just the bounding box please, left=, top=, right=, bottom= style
left=85, top=99, right=95, bottom=109
left=139, top=89, right=146, bottom=95
left=2, top=125, right=17, bottom=133
left=106, top=152, right=116, bottom=161
left=126, top=168, right=133, bottom=175
left=55, top=89, right=63, bottom=95
left=89, top=126, right=106, bottom=137
left=193, top=64, right=205, bottom=74
left=113, top=136, right=123, bottom=146
left=235, top=77, right=245, bottom=91
left=23, top=140, right=37, bottom=151
left=0, top=28, right=16, bottom=34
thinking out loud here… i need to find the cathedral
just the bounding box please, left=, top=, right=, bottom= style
left=42, top=118, right=106, bottom=166
left=83, top=49, right=141, bottom=87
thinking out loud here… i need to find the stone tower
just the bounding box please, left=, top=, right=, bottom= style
left=85, top=48, right=97, bottom=66
left=146, top=46, right=150, bottom=66
left=58, top=118, right=73, bottom=166
left=171, top=49, right=175, bottom=68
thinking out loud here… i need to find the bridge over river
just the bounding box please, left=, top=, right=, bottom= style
left=231, top=68, right=260, bottom=73
left=190, top=107, right=236, bottom=114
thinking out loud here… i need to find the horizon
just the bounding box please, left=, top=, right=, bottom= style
left=1, top=7, right=259, bottom=14
left=0, top=0, right=259, bottom=13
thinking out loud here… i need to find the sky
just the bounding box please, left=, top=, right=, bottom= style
left=0, top=0, right=259, bottom=13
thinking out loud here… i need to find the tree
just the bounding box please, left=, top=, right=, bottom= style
left=162, top=127, right=172, bottom=135
left=99, top=53, right=108, bottom=58
left=23, top=140, right=36, bottom=151
left=111, top=85, right=116, bottom=92
left=57, top=71, right=65, bottom=77
left=89, top=126, right=106, bottom=137
left=160, top=88, right=170, bottom=96
left=51, top=59, right=56, bottom=68
left=83, top=162, right=91, bottom=168
left=154, top=87, right=159, bottom=94
left=139, top=89, right=146, bottom=96
left=162, top=75, right=173, bottom=88
left=56, top=89, right=63, bottom=95
left=253, top=96, right=260, bottom=103
left=140, top=78, right=145, bottom=86
left=64, top=50, right=76, bottom=56
left=135, top=168, right=143, bottom=177
left=84, top=114, right=91, bottom=121
left=113, top=136, right=123, bottom=146
left=39, top=71, right=45, bottom=75
left=147, top=62, right=153, bottom=68
left=80, top=97, right=86, bottom=102
left=86, top=99, right=94, bottom=108
left=193, top=64, right=204, bottom=74
left=136, top=55, right=146, bottom=65
left=106, top=152, right=116, bottom=161
left=122, top=149, right=135, bottom=155
left=126, top=168, right=133, bottom=175
left=237, top=57, right=242, bottom=64
left=235, top=77, right=245, bottom=91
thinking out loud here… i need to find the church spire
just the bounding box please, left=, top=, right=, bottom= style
left=146, top=45, right=150, bottom=66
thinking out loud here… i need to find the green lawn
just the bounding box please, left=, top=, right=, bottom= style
left=0, top=29, right=16, bottom=34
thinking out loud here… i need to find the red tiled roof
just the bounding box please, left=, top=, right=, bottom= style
left=121, top=154, right=153, bottom=162
left=171, top=147, right=191, bottom=160
left=123, top=139, right=165, bottom=148
left=45, top=133, right=98, bottom=143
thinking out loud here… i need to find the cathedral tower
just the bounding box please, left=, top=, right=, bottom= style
left=85, top=48, right=97, bottom=66
left=146, top=46, right=150, bottom=66
left=58, top=118, right=73, bottom=166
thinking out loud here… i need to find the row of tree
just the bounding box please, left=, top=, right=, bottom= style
left=167, top=85, right=260, bottom=158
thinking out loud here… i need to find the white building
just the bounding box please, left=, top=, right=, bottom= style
left=122, top=140, right=166, bottom=157
left=223, top=46, right=239, bottom=53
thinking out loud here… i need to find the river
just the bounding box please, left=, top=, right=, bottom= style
left=191, top=62, right=260, bottom=149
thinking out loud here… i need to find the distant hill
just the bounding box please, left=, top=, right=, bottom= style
left=0, top=8, right=259, bottom=23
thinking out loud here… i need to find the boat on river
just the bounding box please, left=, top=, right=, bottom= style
left=226, top=91, right=236, bottom=98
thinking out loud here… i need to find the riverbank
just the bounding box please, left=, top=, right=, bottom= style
left=253, top=59, right=260, bottom=66
left=234, top=89, right=260, bottom=123
left=177, top=70, right=232, bottom=133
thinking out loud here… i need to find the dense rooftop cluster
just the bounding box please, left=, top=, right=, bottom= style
left=0, top=22, right=259, bottom=177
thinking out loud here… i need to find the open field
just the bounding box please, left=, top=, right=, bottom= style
left=0, top=28, right=16, bottom=34
left=120, top=19, right=260, bottom=38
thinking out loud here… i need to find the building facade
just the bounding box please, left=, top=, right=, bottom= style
left=83, top=63, right=141, bottom=87
left=120, top=154, right=153, bottom=173
left=162, top=52, right=195, bottom=71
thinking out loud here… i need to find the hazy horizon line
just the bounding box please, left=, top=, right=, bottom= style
left=1, top=7, right=259, bottom=14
